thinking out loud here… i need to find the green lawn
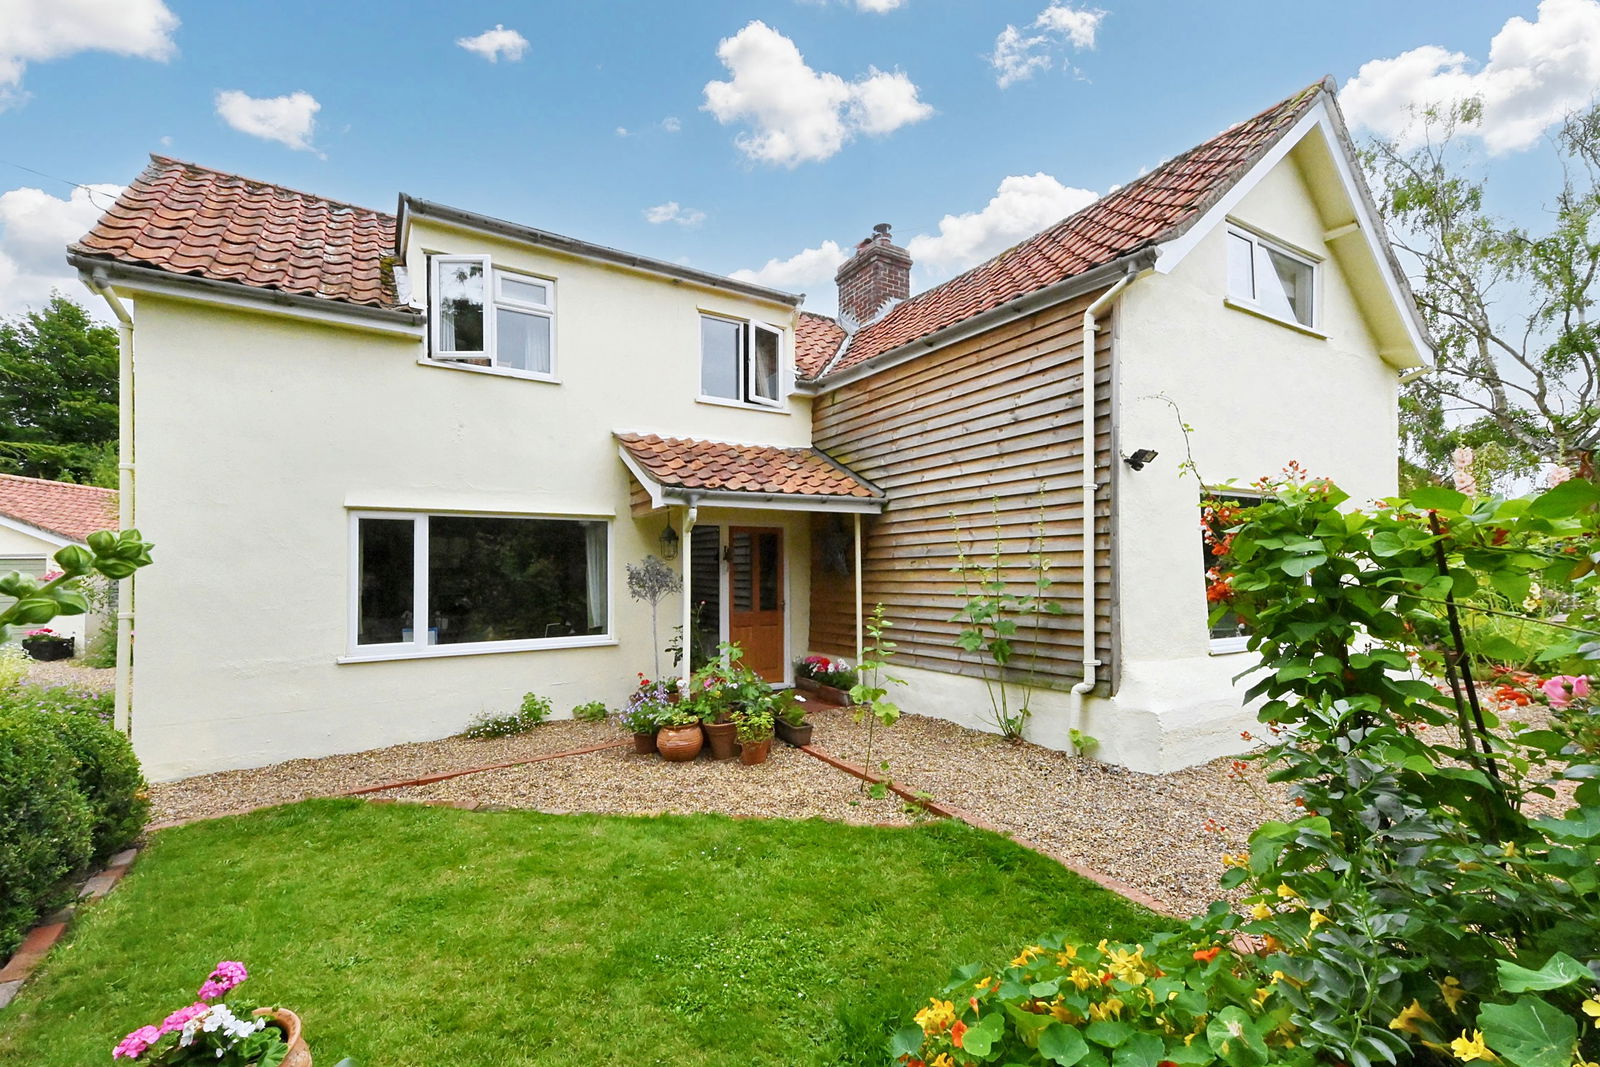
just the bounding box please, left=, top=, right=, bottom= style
left=0, top=799, right=1168, bottom=1065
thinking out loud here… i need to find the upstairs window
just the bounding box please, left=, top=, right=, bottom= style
left=700, top=314, right=784, bottom=408
left=1226, top=227, right=1316, bottom=329
left=430, top=255, right=555, bottom=378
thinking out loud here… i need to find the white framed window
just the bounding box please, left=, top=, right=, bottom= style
left=348, top=511, right=609, bottom=658
left=429, top=255, right=556, bottom=379
left=1201, top=491, right=1265, bottom=654
left=700, top=314, right=786, bottom=408
left=1225, top=227, right=1317, bottom=330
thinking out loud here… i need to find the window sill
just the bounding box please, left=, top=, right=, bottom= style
left=1208, top=637, right=1251, bottom=656
left=695, top=395, right=790, bottom=415
left=418, top=357, right=561, bottom=385
left=339, top=635, right=617, bottom=664
left=1222, top=299, right=1328, bottom=340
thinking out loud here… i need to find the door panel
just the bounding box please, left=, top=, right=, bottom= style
left=728, top=527, right=784, bottom=683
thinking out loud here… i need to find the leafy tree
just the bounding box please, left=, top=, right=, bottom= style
left=1365, top=98, right=1600, bottom=490
left=0, top=294, right=118, bottom=485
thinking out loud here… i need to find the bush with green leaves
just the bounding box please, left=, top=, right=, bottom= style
left=0, top=706, right=94, bottom=957
left=572, top=700, right=609, bottom=723
left=1205, top=473, right=1600, bottom=1067
left=51, top=703, right=148, bottom=861
left=459, top=692, right=554, bottom=740
left=0, top=645, right=28, bottom=692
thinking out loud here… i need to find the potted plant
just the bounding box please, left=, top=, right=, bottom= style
left=626, top=555, right=681, bottom=683
left=734, top=705, right=775, bottom=765
left=109, top=960, right=312, bottom=1066
left=620, top=679, right=672, bottom=754
left=20, top=627, right=74, bottom=662
left=773, top=690, right=812, bottom=747
left=794, top=655, right=856, bottom=706
left=655, top=705, right=704, bottom=762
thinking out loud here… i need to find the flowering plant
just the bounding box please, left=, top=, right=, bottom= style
left=620, top=676, right=677, bottom=734
left=22, top=627, right=71, bottom=644
left=794, top=654, right=856, bottom=689
left=111, top=961, right=289, bottom=1064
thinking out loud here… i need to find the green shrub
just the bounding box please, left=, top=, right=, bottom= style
left=0, top=645, right=27, bottom=693
left=0, top=709, right=93, bottom=957
left=81, top=626, right=116, bottom=669
left=53, top=711, right=147, bottom=861
left=459, top=693, right=554, bottom=740
left=572, top=700, right=608, bottom=723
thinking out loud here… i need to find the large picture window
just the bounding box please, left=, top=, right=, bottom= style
left=352, top=512, right=608, bottom=655
left=430, top=255, right=555, bottom=378
left=700, top=314, right=784, bottom=407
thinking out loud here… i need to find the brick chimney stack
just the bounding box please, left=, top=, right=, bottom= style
left=835, top=222, right=911, bottom=332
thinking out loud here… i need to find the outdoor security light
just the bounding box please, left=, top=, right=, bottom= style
left=1124, top=448, right=1159, bottom=471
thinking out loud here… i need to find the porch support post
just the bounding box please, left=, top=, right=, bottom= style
left=853, top=512, right=864, bottom=663
left=680, top=501, right=698, bottom=686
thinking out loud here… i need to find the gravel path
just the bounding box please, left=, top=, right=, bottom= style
left=22, top=659, right=113, bottom=692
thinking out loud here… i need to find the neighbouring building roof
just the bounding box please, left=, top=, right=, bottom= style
left=0, top=474, right=119, bottom=543
left=616, top=433, right=882, bottom=502
left=71, top=155, right=400, bottom=308
left=795, top=312, right=847, bottom=379
left=807, top=80, right=1328, bottom=379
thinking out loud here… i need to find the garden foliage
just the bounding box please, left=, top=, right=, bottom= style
left=0, top=685, right=145, bottom=958
left=897, top=474, right=1600, bottom=1067
left=460, top=692, right=553, bottom=739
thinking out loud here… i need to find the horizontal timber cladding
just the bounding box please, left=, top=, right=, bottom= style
left=809, top=290, right=1114, bottom=688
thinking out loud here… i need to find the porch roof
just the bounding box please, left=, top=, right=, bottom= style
left=616, top=433, right=885, bottom=514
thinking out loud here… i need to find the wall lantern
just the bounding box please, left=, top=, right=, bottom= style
left=1123, top=448, right=1159, bottom=471
left=658, top=521, right=680, bottom=561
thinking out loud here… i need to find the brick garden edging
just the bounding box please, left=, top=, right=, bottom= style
left=798, top=743, right=1177, bottom=917
left=0, top=847, right=140, bottom=1010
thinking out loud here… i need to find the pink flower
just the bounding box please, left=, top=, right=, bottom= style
left=159, top=1001, right=209, bottom=1034
left=197, top=960, right=248, bottom=1000
left=1541, top=675, right=1590, bottom=709
left=113, top=1024, right=162, bottom=1059
left=1574, top=676, right=1590, bottom=699
left=25, top=628, right=53, bottom=636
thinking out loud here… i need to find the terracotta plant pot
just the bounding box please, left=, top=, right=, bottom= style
left=703, top=719, right=739, bottom=760
left=631, top=730, right=659, bottom=755
left=656, top=724, right=704, bottom=762
left=252, top=1008, right=312, bottom=1067
left=775, top=720, right=813, bottom=747
left=738, top=737, right=773, bottom=765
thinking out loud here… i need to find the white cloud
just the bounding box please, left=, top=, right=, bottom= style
left=907, top=173, right=1098, bottom=281
left=0, top=183, right=122, bottom=317
left=644, top=201, right=706, bottom=227
left=455, top=24, right=529, bottom=63
left=854, top=0, right=907, bottom=11
left=989, top=3, right=1105, bottom=89
left=215, top=89, right=321, bottom=152
left=0, top=0, right=178, bottom=109
left=661, top=115, right=682, bottom=132
left=615, top=126, right=630, bottom=137
left=729, top=172, right=1098, bottom=313
left=702, top=21, right=933, bottom=166
left=1342, top=0, right=1600, bottom=154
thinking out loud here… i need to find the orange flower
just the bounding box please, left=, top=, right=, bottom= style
left=1193, top=947, right=1221, bottom=963
left=950, top=1020, right=968, bottom=1049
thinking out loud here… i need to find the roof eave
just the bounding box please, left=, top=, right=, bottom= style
left=398, top=196, right=804, bottom=309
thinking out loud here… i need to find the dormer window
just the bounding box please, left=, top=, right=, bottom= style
left=1226, top=227, right=1317, bottom=330
left=429, top=255, right=555, bottom=379
left=700, top=314, right=784, bottom=408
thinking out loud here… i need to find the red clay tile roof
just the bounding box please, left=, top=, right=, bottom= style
left=0, top=474, right=119, bottom=543
left=795, top=311, right=846, bottom=378
left=617, top=433, right=881, bottom=500
left=71, top=155, right=399, bottom=308
left=815, top=81, right=1326, bottom=378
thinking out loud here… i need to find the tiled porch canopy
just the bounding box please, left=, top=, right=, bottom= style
left=615, top=433, right=885, bottom=514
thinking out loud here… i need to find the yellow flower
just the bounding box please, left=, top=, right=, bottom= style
left=930, top=1056, right=954, bottom=1067
left=1088, top=998, right=1125, bottom=1022
left=1583, top=997, right=1600, bottom=1028
left=915, top=999, right=956, bottom=1035
left=1440, top=976, right=1467, bottom=1013
left=1106, top=945, right=1149, bottom=985
left=1055, top=945, right=1078, bottom=967
left=1449, top=1029, right=1496, bottom=1062
left=1049, top=1000, right=1082, bottom=1024
left=1252, top=986, right=1273, bottom=1007
left=1388, top=1000, right=1435, bottom=1035
left=1276, top=882, right=1301, bottom=899
left=1250, top=902, right=1274, bottom=921
left=1308, top=910, right=1331, bottom=930
left=1011, top=945, right=1044, bottom=967
left=1068, top=966, right=1096, bottom=991
left=1222, top=852, right=1250, bottom=868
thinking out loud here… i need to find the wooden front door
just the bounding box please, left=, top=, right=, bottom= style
left=728, top=527, right=785, bottom=683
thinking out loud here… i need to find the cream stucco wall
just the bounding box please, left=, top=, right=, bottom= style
left=125, top=223, right=815, bottom=780
left=1097, top=145, right=1402, bottom=772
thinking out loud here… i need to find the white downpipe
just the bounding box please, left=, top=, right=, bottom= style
left=1067, top=271, right=1137, bottom=753
left=84, top=270, right=135, bottom=736
left=853, top=513, right=863, bottom=663
left=679, top=498, right=698, bottom=686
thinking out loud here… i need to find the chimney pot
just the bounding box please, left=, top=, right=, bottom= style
left=835, top=223, right=911, bottom=332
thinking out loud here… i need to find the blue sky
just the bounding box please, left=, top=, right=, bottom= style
left=1, top=1, right=1594, bottom=318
